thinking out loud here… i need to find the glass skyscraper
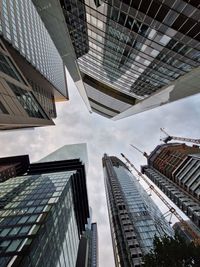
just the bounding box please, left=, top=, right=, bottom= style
left=76, top=222, right=98, bottom=267
left=0, top=144, right=90, bottom=267
left=0, top=0, right=67, bottom=97
left=33, top=0, right=200, bottom=119
left=0, top=0, right=68, bottom=130
left=103, top=154, right=173, bottom=267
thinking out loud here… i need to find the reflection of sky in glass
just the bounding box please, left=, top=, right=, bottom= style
left=114, top=165, right=173, bottom=252
left=0, top=169, right=80, bottom=267
left=0, top=0, right=66, bottom=95
left=39, top=143, right=88, bottom=173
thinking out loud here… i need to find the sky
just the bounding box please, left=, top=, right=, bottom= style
left=0, top=72, right=200, bottom=266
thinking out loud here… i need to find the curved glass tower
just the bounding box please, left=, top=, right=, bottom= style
left=33, top=0, right=200, bottom=119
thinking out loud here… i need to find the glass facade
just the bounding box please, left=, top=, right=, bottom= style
left=58, top=0, right=200, bottom=117
left=0, top=146, right=90, bottom=267
left=113, top=165, right=173, bottom=252
left=103, top=155, right=173, bottom=267
left=0, top=42, right=52, bottom=127
left=0, top=51, right=25, bottom=83
left=39, top=143, right=89, bottom=173
left=0, top=0, right=67, bottom=96
left=8, top=82, right=48, bottom=119
left=61, top=0, right=89, bottom=58
left=0, top=170, right=80, bottom=267
left=76, top=0, right=200, bottom=97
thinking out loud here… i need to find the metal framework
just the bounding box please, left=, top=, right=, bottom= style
left=160, top=128, right=200, bottom=145
left=121, top=153, right=200, bottom=246
left=130, top=144, right=148, bottom=158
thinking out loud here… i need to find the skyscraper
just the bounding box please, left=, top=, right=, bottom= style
left=0, top=144, right=90, bottom=267
left=76, top=222, right=98, bottom=267
left=33, top=0, right=200, bottom=119
left=103, top=154, right=173, bottom=267
left=141, top=142, right=200, bottom=228
left=0, top=0, right=68, bottom=129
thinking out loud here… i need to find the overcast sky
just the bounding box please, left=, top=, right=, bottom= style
left=0, top=72, right=200, bottom=266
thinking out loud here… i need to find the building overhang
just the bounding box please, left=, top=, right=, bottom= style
left=113, top=66, right=200, bottom=120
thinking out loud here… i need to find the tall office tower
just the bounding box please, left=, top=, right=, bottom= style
left=76, top=222, right=98, bottom=267
left=0, top=144, right=90, bottom=267
left=89, top=223, right=98, bottom=267
left=103, top=154, right=173, bottom=267
left=34, top=1, right=200, bottom=119
left=0, top=0, right=68, bottom=130
left=141, top=143, right=200, bottom=228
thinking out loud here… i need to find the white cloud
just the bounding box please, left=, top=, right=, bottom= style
left=0, top=72, right=200, bottom=266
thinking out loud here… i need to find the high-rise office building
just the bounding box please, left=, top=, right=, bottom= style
left=89, top=223, right=98, bottom=267
left=141, top=142, right=200, bottom=228
left=34, top=0, right=200, bottom=119
left=76, top=222, right=98, bottom=267
left=0, top=0, right=68, bottom=129
left=0, top=144, right=90, bottom=267
left=103, top=154, right=173, bottom=267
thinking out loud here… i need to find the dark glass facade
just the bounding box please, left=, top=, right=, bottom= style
left=89, top=223, right=98, bottom=267
left=77, top=0, right=200, bottom=96
left=0, top=147, right=90, bottom=267
left=0, top=40, right=55, bottom=130
left=76, top=222, right=98, bottom=267
left=103, top=154, right=173, bottom=267
left=0, top=155, right=29, bottom=182
left=54, top=0, right=200, bottom=118
left=60, top=0, right=89, bottom=58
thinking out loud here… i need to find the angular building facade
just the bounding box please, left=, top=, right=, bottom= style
left=0, top=144, right=90, bottom=267
left=0, top=0, right=68, bottom=129
left=142, top=143, right=200, bottom=228
left=34, top=0, right=200, bottom=119
left=103, top=154, right=173, bottom=267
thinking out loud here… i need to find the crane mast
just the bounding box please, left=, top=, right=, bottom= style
left=160, top=128, right=200, bottom=145
left=120, top=153, right=200, bottom=246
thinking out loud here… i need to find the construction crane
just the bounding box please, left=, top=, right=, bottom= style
left=160, top=128, right=200, bottom=145
left=120, top=153, right=200, bottom=246
left=130, top=144, right=148, bottom=158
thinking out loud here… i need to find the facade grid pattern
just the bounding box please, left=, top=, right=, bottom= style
left=0, top=170, right=81, bottom=267
left=71, top=0, right=200, bottom=97
left=0, top=0, right=66, bottom=95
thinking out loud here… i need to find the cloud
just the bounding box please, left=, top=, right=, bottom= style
left=0, top=71, right=200, bottom=266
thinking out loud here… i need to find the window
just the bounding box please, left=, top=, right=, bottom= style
left=0, top=52, right=25, bottom=83
left=7, top=82, right=48, bottom=119
left=6, top=239, right=21, bottom=252
left=0, top=100, right=8, bottom=114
